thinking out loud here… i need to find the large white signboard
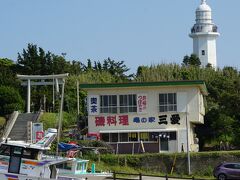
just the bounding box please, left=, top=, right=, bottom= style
left=89, top=112, right=186, bottom=132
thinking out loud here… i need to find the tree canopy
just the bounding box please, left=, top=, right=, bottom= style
left=182, top=54, right=201, bottom=67
left=0, top=86, right=24, bottom=116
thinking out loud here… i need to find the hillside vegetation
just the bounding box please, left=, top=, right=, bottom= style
left=0, top=44, right=240, bottom=150
left=84, top=151, right=240, bottom=178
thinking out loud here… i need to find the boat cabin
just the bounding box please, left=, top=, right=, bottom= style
left=0, top=142, right=42, bottom=173
left=0, top=129, right=63, bottom=179
left=57, top=159, right=89, bottom=175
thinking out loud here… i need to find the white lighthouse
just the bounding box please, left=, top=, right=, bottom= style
left=189, top=0, right=219, bottom=68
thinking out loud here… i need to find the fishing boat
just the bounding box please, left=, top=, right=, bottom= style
left=57, top=142, right=112, bottom=180
left=57, top=158, right=112, bottom=180
left=0, top=128, right=69, bottom=180
left=0, top=128, right=112, bottom=180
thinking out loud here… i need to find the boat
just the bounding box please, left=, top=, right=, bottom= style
left=0, top=128, right=112, bottom=180
left=0, top=128, right=69, bottom=179
left=57, top=158, right=112, bottom=180
left=57, top=142, right=112, bottom=180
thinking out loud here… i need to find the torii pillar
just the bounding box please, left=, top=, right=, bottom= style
left=27, top=79, right=31, bottom=113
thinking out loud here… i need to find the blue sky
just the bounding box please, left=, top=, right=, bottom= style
left=0, top=0, right=239, bottom=73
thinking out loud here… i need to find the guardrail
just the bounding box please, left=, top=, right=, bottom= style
left=34, top=108, right=43, bottom=122
left=110, top=172, right=213, bottom=180
left=1, top=111, right=19, bottom=140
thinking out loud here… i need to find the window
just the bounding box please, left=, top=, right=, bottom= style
left=129, top=132, right=138, bottom=142
left=159, top=93, right=177, bottom=112
left=77, top=163, right=82, bottom=171
left=56, top=162, right=72, bottom=170
left=22, top=149, right=39, bottom=160
left=0, top=145, right=10, bottom=156
left=110, top=133, right=118, bottom=142
left=12, top=147, right=23, bottom=155
left=234, top=164, right=240, bottom=169
left=100, top=95, right=117, bottom=113
left=139, top=132, right=149, bottom=141
left=120, top=133, right=128, bottom=142
left=169, top=132, right=177, bottom=140
left=120, top=94, right=137, bottom=113
left=149, top=132, right=159, bottom=141
left=202, top=50, right=205, bottom=55
left=22, top=149, right=31, bottom=159
left=224, top=164, right=235, bottom=169
left=101, top=133, right=110, bottom=142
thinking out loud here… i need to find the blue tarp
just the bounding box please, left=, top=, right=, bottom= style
left=58, top=142, right=80, bottom=152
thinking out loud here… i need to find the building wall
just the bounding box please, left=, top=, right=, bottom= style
left=86, top=85, right=204, bottom=153
left=192, top=34, right=218, bottom=67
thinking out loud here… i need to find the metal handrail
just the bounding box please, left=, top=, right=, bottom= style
left=1, top=111, right=19, bottom=140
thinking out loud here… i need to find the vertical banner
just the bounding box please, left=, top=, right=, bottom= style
left=137, top=94, right=147, bottom=114
left=88, top=95, right=100, bottom=115
left=32, top=123, right=43, bottom=143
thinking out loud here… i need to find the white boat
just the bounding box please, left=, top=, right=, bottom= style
left=57, top=158, right=112, bottom=180
left=0, top=129, right=112, bottom=180
left=0, top=128, right=71, bottom=180
left=57, top=142, right=112, bottom=179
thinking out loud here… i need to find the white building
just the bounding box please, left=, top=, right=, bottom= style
left=81, top=80, right=207, bottom=154
left=189, top=0, right=219, bottom=68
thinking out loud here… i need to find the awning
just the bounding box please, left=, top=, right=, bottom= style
left=58, top=142, right=81, bottom=152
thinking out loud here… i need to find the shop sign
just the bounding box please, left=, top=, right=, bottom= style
left=137, top=94, right=147, bottom=114
left=95, top=115, right=129, bottom=127
left=133, top=114, right=181, bottom=125
left=88, top=95, right=99, bottom=115
left=94, top=113, right=181, bottom=127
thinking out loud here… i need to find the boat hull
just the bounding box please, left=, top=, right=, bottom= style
left=0, top=172, right=55, bottom=180
left=58, top=173, right=112, bottom=180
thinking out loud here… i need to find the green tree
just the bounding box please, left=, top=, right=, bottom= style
left=182, top=54, right=201, bottom=67
left=102, top=57, right=133, bottom=82
left=0, top=86, right=24, bottom=115
left=86, top=59, right=92, bottom=71
left=52, top=55, right=71, bottom=74
left=211, top=113, right=235, bottom=143
left=17, top=44, right=53, bottom=75
left=0, top=58, right=19, bottom=87
left=0, top=58, right=14, bottom=66
left=70, top=60, right=85, bottom=75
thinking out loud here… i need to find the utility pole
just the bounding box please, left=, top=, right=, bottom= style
left=186, top=105, right=191, bottom=175
left=77, top=80, right=80, bottom=115
left=52, top=75, right=55, bottom=112
left=56, top=79, right=65, bottom=155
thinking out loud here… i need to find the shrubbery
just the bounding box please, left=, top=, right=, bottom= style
left=85, top=151, right=240, bottom=177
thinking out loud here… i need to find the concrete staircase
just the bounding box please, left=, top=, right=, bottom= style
left=8, top=113, right=38, bottom=141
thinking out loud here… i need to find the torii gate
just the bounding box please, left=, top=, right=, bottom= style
left=17, top=73, right=69, bottom=113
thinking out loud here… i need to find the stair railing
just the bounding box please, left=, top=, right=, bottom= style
left=1, top=111, right=19, bottom=140
left=33, top=109, right=43, bottom=122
